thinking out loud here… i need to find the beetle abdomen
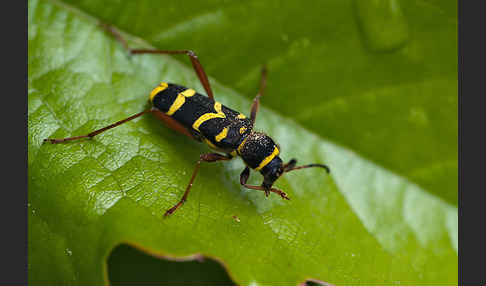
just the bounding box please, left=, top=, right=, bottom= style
left=150, top=83, right=252, bottom=152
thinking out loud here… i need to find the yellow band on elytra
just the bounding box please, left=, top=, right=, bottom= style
left=166, top=94, right=185, bottom=115
left=214, top=102, right=223, bottom=113
left=204, top=138, right=218, bottom=149
left=180, top=88, right=196, bottom=97
left=149, top=82, right=168, bottom=102
left=237, top=136, right=248, bottom=154
left=192, top=101, right=226, bottom=131
left=215, top=127, right=229, bottom=142
left=166, top=88, right=196, bottom=116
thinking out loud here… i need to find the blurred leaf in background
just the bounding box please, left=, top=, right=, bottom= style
left=28, top=0, right=457, bottom=285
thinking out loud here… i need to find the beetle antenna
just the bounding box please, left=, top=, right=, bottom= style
left=283, top=158, right=297, bottom=171
left=284, top=161, right=330, bottom=174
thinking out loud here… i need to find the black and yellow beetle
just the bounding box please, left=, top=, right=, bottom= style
left=44, top=24, right=330, bottom=216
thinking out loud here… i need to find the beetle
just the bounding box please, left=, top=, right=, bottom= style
left=44, top=24, right=330, bottom=216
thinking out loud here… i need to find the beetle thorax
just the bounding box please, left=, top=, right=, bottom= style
left=238, top=131, right=280, bottom=171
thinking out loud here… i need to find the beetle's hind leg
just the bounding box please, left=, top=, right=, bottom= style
left=99, top=23, right=215, bottom=102
left=43, top=109, right=151, bottom=144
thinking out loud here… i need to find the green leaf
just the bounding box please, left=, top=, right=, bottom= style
left=28, top=0, right=457, bottom=285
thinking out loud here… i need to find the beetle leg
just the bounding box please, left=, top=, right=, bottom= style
left=100, top=23, right=215, bottom=102
left=164, top=153, right=232, bottom=216
left=239, top=167, right=289, bottom=200
left=43, top=109, right=151, bottom=144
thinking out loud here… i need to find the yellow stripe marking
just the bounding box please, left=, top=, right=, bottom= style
left=166, top=88, right=196, bottom=116
left=180, top=88, right=196, bottom=97
left=192, top=102, right=226, bottom=131
left=230, top=150, right=238, bottom=157
left=204, top=138, right=218, bottom=149
left=214, top=102, right=223, bottom=113
left=237, top=113, right=246, bottom=119
left=237, top=137, right=248, bottom=154
left=149, top=82, right=168, bottom=102
left=166, top=94, right=185, bottom=116
left=255, top=146, right=280, bottom=171
left=239, top=126, right=247, bottom=134
left=215, top=127, right=229, bottom=142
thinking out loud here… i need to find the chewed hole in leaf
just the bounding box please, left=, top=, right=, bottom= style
left=303, top=278, right=335, bottom=286
left=107, top=244, right=236, bottom=286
